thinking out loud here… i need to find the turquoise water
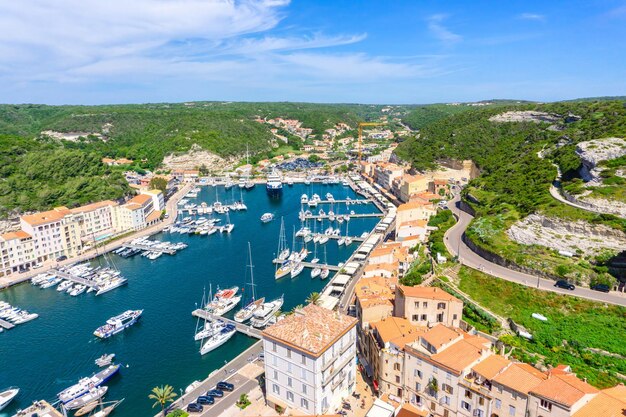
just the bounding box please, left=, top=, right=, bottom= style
left=0, top=184, right=378, bottom=417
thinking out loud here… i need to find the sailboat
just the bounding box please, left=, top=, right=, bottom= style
left=234, top=243, right=265, bottom=323
left=221, top=211, right=234, bottom=233
left=345, top=220, right=353, bottom=245
left=75, top=399, right=124, bottom=417
left=320, top=246, right=330, bottom=279
left=275, top=217, right=290, bottom=262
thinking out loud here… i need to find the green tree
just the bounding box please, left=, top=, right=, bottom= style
left=306, top=292, right=321, bottom=305
left=149, top=176, right=168, bottom=193
left=308, top=154, right=320, bottom=163
left=149, top=385, right=177, bottom=416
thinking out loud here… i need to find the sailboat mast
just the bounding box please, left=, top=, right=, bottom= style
left=248, top=242, right=256, bottom=301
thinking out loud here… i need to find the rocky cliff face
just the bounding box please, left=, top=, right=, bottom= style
left=162, top=144, right=237, bottom=172
left=576, top=137, right=626, bottom=184
left=489, top=111, right=561, bottom=124
left=507, top=213, right=626, bottom=256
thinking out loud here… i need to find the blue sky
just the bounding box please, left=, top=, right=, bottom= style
left=0, top=0, right=625, bottom=104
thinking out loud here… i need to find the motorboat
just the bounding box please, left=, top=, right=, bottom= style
left=194, top=319, right=224, bottom=341
left=95, top=353, right=116, bottom=367
left=65, top=386, right=108, bottom=410
left=0, top=387, right=19, bottom=411
left=58, top=364, right=121, bottom=404
left=93, top=310, right=143, bottom=338
left=207, top=287, right=241, bottom=316
left=250, top=295, right=284, bottom=328
left=337, top=237, right=346, bottom=246
left=300, top=194, right=309, bottom=204
left=260, top=213, right=275, bottom=223
left=96, top=278, right=128, bottom=296
left=345, top=237, right=353, bottom=245
left=200, top=323, right=236, bottom=355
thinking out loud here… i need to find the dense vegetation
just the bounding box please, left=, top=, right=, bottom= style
left=458, top=267, right=626, bottom=388
left=426, top=209, right=455, bottom=258
left=402, top=104, right=475, bottom=130
left=0, top=135, right=131, bottom=215
left=396, top=100, right=626, bottom=282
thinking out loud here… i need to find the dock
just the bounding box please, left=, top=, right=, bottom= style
left=320, top=234, right=366, bottom=242
left=49, top=269, right=100, bottom=291
left=191, top=309, right=262, bottom=339
left=303, top=212, right=383, bottom=220
left=0, top=319, right=15, bottom=330
left=123, top=243, right=176, bottom=255
left=271, top=260, right=342, bottom=271
left=310, top=199, right=373, bottom=204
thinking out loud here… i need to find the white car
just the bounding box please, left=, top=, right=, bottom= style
left=32, top=263, right=43, bottom=269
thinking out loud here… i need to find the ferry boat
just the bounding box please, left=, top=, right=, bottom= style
left=93, top=310, right=143, bottom=338
left=251, top=295, right=284, bottom=328
left=200, top=323, right=237, bottom=355
left=58, top=364, right=121, bottom=404
left=266, top=170, right=283, bottom=198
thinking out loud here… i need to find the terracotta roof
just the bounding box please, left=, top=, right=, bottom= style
left=431, top=336, right=490, bottom=373
left=142, top=189, right=163, bottom=196
left=70, top=200, right=117, bottom=214
left=603, top=384, right=626, bottom=402
left=398, top=286, right=461, bottom=303
left=1, top=230, right=32, bottom=240
left=262, top=304, right=357, bottom=357
left=398, top=219, right=428, bottom=228
left=493, top=363, right=547, bottom=394
left=472, top=355, right=511, bottom=380
left=364, top=262, right=399, bottom=273
left=402, top=174, right=427, bottom=183
left=531, top=372, right=598, bottom=407
left=21, top=209, right=67, bottom=226
left=421, top=324, right=463, bottom=350
left=412, top=192, right=440, bottom=201
left=398, top=201, right=432, bottom=211
left=572, top=390, right=626, bottom=417
left=124, top=203, right=143, bottom=211
left=145, top=210, right=162, bottom=223
left=396, top=403, right=428, bottom=417
left=370, top=246, right=395, bottom=257
left=371, top=317, right=423, bottom=345
left=128, top=194, right=152, bottom=205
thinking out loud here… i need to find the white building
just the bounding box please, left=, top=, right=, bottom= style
left=262, top=304, right=358, bottom=415
left=141, top=189, right=165, bottom=211
left=0, top=231, right=36, bottom=276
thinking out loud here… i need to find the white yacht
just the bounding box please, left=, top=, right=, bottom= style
left=65, top=386, right=108, bottom=410
left=207, top=286, right=241, bottom=316
left=250, top=295, right=284, bottom=328
left=274, top=260, right=293, bottom=280
left=300, top=194, right=309, bottom=204
left=290, top=262, right=304, bottom=278
left=200, top=323, right=236, bottom=355
left=311, top=267, right=321, bottom=278
left=0, top=387, right=19, bottom=411
left=93, top=310, right=143, bottom=338
left=260, top=213, right=275, bottom=223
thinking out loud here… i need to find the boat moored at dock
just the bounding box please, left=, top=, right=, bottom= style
left=58, top=364, right=120, bottom=404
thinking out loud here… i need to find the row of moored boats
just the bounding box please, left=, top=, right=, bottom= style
left=0, top=301, right=38, bottom=328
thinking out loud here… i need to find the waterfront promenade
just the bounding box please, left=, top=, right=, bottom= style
left=0, top=183, right=192, bottom=290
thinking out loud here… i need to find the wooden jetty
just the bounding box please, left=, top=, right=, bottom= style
left=50, top=269, right=100, bottom=291
left=0, top=318, right=15, bottom=330
left=191, top=310, right=262, bottom=339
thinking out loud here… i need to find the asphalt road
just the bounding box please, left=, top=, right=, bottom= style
left=443, top=193, right=626, bottom=307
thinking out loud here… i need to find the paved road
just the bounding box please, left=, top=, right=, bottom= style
left=443, top=193, right=626, bottom=306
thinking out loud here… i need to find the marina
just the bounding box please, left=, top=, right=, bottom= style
left=0, top=183, right=380, bottom=416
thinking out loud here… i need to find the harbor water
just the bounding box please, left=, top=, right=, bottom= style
left=0, top=184, right=379, bottom=417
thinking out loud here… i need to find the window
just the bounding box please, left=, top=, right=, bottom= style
left=442, top=383, right=453, bottom=394
left=479, top=397, right=485, bottom=406
left=414, top=301, right=419, bottom=308
left=421, top=314, right=427, bottom=321
left=461, top=401, right=471, bottom=411
left=508, top=405, right=516, bottom=416
left=287, top=362, right=292, bottom=374
left=442, top=396, right=450, bottom=405
left=465, top=390, right=473, bottom=399
left=302, top=384, right=307, bottom=394
left=286, top=349, right=291, bottom=359
left=301, top=398, right=309, bottom=409
left=395, top=376, right=401, bottom=383
left=437, top=313, right=444, bottom=322
left=430, top=401, right=436, bottom=411
left=272, top=355, right=277, bottom=366
left=453, top=314, right=458, bottom=320
left=539, top=399, right=552, bottom=411
left=301, top=354, right=306, bottom=365
left=416, top=382, right=421, bottom=391
left=437, top=302, right=446, bottom=309
left=286, top=391, right=294, bottom=402
left=511, top=392, right=517, bottom=400
left=414, top=369, right=422, bottom=378
left=301, top=367, right=307, bottom=380
left=272, top=384, right=280, bottom=394
left=272, top=342, right=277, bottom=352
left=423, top=302, right=428, bottom=308
left=432, top=365, right=438, bottom=374
left=394, top=363, right=401, bottom=371
left=412, top=314, right=419, bottom=321
left=495, top=399, right=501, bottom=409
left=273, top=370, right=278, bottom=380
left=287, top=377, right=292, bottom=387
left=443, top=410, right=449, bottom=417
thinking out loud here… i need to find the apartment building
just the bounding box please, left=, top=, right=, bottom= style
left=141, top=189, right=165, bottom=211
left=403, top=325, right=493, bottom=417
left=397, top=175, right=431, bottom=203
left=66, top=200, right=118, bottom=242
left=113, top=193, right=160, bottom=231
left=394, top=286, right=463, bottom=328
left=374, top=163, right=405, bottom=190
left=20, top=208, right=82, bottom=262
left=395, top=201, right=436, bottom=236
left=263, top=304, right=358, bottom=415
left=0, top=231, right=36, bottom=276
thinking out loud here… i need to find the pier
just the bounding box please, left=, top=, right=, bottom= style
left=49, top=269, right=100, bottom=291
left=0, top=319, right=15, bottom=330
left=320, top=234, right=366, bottom=242
left=309, top=198, right=373, bottom=204
left=123, top=243, right=176, bottom=255
left=191, top=310, right=262, bottom=339
left=303, top=212, right=383, bottom=220
left=271, top=260, right=342, bottom=271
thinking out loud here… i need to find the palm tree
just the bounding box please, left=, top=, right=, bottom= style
left=149, top=385, right=177, bottom=416
left=306, top=291, right=321, bottom=306
left=289, top=304, right=304, bottom=315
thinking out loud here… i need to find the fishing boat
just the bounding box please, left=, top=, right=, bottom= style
left=0, top=387, right=19, bottom=411
left=235, top=244, right=265, bottom=323
left=200, top=323, right=236, bottom=355
left=58, top=364, right=121, bottom=404
left=250, top=295, right=284, bottom=328
left=95, top=353, right=115, bottom=367
left=65, top=386, right=108, bottom=410
left=260, top=213, right=274, bottom=223
left=93, top=310, right=143, bottom=339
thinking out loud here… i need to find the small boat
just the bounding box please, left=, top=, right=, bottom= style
left=345, top=237, right=353, bottom=245
left=75, top=401, right=101, bottom=416
left=185, top=381, right=202, bottom=394
left=95, top=353, right=116, bottom=367
left=320, top=268, right=330, bottom=279
left=65, top=386, right=108, bottom=410
left=275, top=261, right=293, bottom=280
left=337, top=237, right=346, bottom=246
left=0, top=387, right=19, bottom=411
left=311, top=267, right=321, bottom=278
left=300, top=194, right=309, bottom=204
left=260, top=213, right=275, bottom=223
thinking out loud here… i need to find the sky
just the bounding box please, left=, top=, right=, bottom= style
left=1, top=0, right=625, bottom=105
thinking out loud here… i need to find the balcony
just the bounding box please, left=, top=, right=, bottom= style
left=322, top=355, right=354, bottom=387
left=462, top=375, right=492, bottom=397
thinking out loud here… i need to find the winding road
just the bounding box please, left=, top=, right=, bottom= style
left=443, top=192, right=626, bottom=307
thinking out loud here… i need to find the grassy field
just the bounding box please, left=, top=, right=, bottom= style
left=457, top=267, right=626, bottom=388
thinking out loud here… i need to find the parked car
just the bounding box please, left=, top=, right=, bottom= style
left=590, top=283, right=610, bottom=293
left=32, top=263, right=43, bottom=269
left=206, top=389, right=224, bottom=398
left=555, top=280, right=575, bottom=290
left=186, top=403, right=203, bottom=413
left=56, top=255, right=68, bottom=262
left=196, top=395, right=215, bottom=405
left=216, top=381, right=234, bottom=392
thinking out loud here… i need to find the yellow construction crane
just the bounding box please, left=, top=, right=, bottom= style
left=357, top=122, right=386, bottom=162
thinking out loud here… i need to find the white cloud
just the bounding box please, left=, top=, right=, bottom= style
left=518, top=13, right=546, bottom=21
left=427, top=14, right=462, bottom=44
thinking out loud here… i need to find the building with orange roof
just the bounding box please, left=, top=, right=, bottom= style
left=395, top=219, right=429, bottom=244
left=411, top=191, right=441, bottom=203
left=262, top=304, right=357, bottom=415
left=374, top=163, right=404, bottom=190
left=396, top=402, right=428, bottom=417
left=0, top=230, right=36, bottom=277
left=429, top=178, right=449, bottom=196
left=20, top=207, right=82, bottom=262
left=395, top=202, right=436, bottom=238
left=394, top=286, right=463, bottom=328
left=403, top=325, right=492, bottom=417
left=397, top=174, right=431, bottom=203
left=113, top=192, right=158, bottom=231
left=527, top=366, right=598, bottom=417
left=572, top=385, right=626, bottom=417
left=363, top=262, right=399, bottom=279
